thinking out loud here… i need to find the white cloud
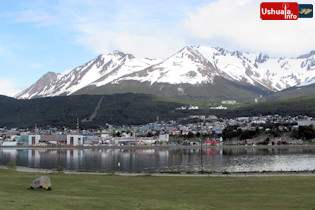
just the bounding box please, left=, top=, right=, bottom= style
left=5, top=10, right=58, bottom=26
left=5, top=0, right=313, bottom=61
left=64, top=1, right=186, bottom=58
left=75, top=26, right=185, bottom=58
left=183, top=0, right=315, bottom=56
left=0, top=78, right=24, bottom=97
left=73, top=24, right=115, bottom=55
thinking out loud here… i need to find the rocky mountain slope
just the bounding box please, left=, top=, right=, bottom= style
left=16, top=46, right=314, bottom=101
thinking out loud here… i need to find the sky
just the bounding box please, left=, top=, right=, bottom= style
left=0, top=0, right=314, bottom=97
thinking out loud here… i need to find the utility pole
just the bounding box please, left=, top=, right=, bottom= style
left=198, top=138, right=203, bottom=172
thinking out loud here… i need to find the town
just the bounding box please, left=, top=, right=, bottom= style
left=1, top=113, right=315, bottom=147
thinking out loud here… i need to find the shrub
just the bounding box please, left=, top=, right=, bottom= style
left=7, top=161, right=16, bottom=169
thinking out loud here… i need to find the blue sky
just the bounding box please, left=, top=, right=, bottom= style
left=0, top=0, right=314, bottom=97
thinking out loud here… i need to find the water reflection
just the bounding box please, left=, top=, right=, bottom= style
left=1, top=147, right=315, bottom=172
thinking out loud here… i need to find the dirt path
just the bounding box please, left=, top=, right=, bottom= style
left=81, top=96, right=104, bottom=122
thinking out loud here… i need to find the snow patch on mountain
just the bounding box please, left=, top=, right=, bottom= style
left=194, top=46, right=314, bottom=91
left=16, top=46, right=315, bottom=99
left=297, top=77, right=315, bottom=87
left=116, top=46, right=219, bottom=85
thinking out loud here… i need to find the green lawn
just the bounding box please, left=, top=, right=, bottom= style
left=1, top=169, right=315, bottom=209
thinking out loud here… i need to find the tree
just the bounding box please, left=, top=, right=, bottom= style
left=196, top=132, right=201, bottom=137
left=290, top=128, right=298, bottom=139
left=222, top=126, right=237, bottom=140
left=115, top=132, right=121, bottom=137
left=187, top=131, right=194, bottom=139
left=298, top=125, right=315, bottom=140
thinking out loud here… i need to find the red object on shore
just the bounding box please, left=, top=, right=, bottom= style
left=204, top=138, right=218, bottom=145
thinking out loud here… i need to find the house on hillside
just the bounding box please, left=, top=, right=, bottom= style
left=170, top=129, right=180, bottom=135
left=181, top=130, right=190, bottom=135
left=222, top=100, right=236, bottom=104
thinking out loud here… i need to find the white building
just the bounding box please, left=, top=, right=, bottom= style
left=158, top=134, right=169, bottom=143
left=188, top=105, right=199, bottom=110
left=297, top=119, right=315, bottom=127
left=67, top=135, right=83, bottom=146
left=28, top=135, right=41, bottom=145
left=210, top=105, right=227, bottom=110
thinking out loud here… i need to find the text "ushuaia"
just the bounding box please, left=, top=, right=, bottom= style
left=260, top=2, right=299, bottom=20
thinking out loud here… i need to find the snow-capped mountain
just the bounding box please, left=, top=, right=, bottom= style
left=296, top=77, right=315, bottom=87
left=16, top=51, right=160, bottom=99
left=16, top=46, right=314, bottom=101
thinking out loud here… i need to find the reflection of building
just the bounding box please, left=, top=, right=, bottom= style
left=66, top=149, right=82, bottom=169
left=28, top=150, right=40, bottom=168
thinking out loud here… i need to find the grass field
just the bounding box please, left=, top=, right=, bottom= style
left=1, top=169, right=315, bottom=209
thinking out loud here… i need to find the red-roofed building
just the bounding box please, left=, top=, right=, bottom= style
left=204, top=138, right=218, bottom=145
left=170, top=129, right=180, bottom=135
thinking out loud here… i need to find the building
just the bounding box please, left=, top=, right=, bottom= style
left=67, top=135, right=83, bottom=146
left=28, top=135, right=67, bottom=145
left=170, top=129, right=180, bottom=135
left=158, top=134, right=169, bottom=143
left=210, top=105, right=227, bottom=110
left=28, top=135, right=41, bottom=145
left=222, top=100, right=237, bottom=104
left=297, top=119, right=315, bottom=127
left=41, top=135, right=67, bottom=145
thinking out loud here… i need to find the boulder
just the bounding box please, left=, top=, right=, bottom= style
left=30, top=176, right=52, bottom=190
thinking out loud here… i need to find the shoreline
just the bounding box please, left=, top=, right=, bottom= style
left=1, top=144, right=315, bottom=150
left=1, top=165, right=315, bottom=177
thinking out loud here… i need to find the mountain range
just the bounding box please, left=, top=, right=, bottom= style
left=16, top=46, right=315, bottom=101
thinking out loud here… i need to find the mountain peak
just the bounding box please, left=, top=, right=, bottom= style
left=109, top=50, right=135, bottom=59
left=255, top=53, right=270, bottom=64
left=15, top=71, right=60, bottom=99
left=110, top=50, right=125, bottom=55
left=297, top=50, right=315, bottom=59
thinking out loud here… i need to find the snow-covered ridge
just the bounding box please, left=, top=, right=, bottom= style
left=16, top=46, right=314, bottom=99
left=297, top=77, right=315, bottom=87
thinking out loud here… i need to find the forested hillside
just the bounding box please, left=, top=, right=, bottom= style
left=0, top=94, right=314, bottom=128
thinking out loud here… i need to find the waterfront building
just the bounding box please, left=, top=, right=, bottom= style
left=28, top=135, right=41, bottom=145
left=67, top=135, right=83, bottom=146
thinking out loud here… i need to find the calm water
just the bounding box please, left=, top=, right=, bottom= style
left=1, top=147, right=315, bottom=172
